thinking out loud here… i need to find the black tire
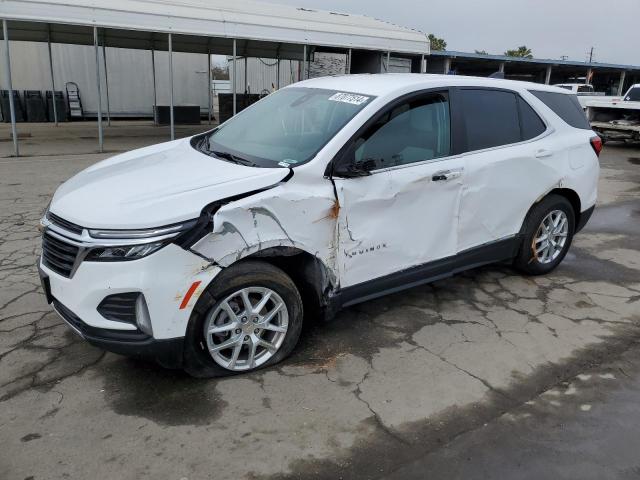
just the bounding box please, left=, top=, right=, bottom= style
left=513, top=194, right=575, bottom=276
left=183, top=260, right=303, bottom=378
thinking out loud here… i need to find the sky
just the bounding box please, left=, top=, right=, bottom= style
left=261, top=0, right=640, bottom=66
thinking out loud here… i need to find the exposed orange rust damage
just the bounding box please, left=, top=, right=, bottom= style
left=328, top=198, right=341, bottom=219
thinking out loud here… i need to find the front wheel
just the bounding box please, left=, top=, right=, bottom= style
left=513, top=194, right=575, bottom=275
left=183, top=260, right=303, bottom=377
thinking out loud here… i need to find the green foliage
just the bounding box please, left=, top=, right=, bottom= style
left=504, top=46, right=533, bottom=58
left=428, top=34, right=447, bottom=51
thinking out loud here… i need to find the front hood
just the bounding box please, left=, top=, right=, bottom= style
left=50, top=138, right=290, bottom=229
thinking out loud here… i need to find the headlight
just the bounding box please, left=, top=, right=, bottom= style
left=83, top=219, right=198, bottom=262
left=85, top=241, right=167, bottom=261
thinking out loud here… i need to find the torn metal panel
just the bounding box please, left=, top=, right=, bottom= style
left=191, top=174, right=339, bottom=285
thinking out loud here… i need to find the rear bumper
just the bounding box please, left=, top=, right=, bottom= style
left=576, top=205, right=595, bottom=233
left=51, top=295, right=185, bottom=368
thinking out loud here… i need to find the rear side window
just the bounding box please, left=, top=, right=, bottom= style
left=625, top=87, right=640, bottom=101
left=458, top=89, right=521, bottom=151
left=529, top=90, right=591, bottom=130
left=518, top=97, right=546, bottom=140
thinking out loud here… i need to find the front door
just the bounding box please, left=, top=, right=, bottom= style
left=332, top=91, right=465, bottom=292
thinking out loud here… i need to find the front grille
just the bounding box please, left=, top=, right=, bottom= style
left=97, top=293, right=139, bottom=325
left=47, top=212, right=83, bottom=235
left=42, top=231, right=80, bottom=277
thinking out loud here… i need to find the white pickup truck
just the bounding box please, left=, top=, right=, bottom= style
left=553, top=83, right=608, bottom=108
left=585, top=84, right=640, bottom=143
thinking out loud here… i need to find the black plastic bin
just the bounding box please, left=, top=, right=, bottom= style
left=218, top=94, right=261, bottom=123
left=0, top=90, right=25, bottom=122
left=154, top=105, right=201, bottom=125
left=46, top=91, right=68, bottom=122
left=24, top=90, right=47, bottom=122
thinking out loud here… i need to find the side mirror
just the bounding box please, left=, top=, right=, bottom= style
left=331, top=139, right=373, bottom=178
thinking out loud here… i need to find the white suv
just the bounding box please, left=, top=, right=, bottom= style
left=39, top=74, right=600, bottom=376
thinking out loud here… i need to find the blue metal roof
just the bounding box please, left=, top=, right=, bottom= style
left=430, top=50, right=640, bottom=71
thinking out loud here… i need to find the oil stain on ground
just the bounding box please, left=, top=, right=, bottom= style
left=98, top=356, right=226, bottom=427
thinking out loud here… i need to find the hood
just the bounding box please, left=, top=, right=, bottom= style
left=50, top=138, right=290, bottom=229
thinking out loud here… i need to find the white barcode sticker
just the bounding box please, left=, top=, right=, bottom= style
left=328, top=92, right=370, bottom=105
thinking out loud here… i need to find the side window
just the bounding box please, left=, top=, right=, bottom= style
left=518, top=97, right=546, bottom=140
left=458, top=89, right=521, bottom=151
left=529, top=90, right=591, bottom=130
left=351, top=93, right=451, bottom=170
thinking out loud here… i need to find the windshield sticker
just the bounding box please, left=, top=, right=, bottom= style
left=278, top=159, right=298, bottom=167
left=328, top=92, right=370, bottom=105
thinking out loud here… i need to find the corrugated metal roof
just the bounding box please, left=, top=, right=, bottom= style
left=0, top=0, right=430, bottom=55
left=431, top=50, right=640, bottom=71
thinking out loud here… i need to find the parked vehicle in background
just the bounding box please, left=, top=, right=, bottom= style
left=586, top=84, right=640, bottom=143
left=553, top=83, right=608, bottom=108
left=39, top=75, right=600, bottom=376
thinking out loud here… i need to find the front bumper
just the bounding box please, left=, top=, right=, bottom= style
left=39, top=243, right=222, bottom=366
left=50, top=294, right=185, bottom=368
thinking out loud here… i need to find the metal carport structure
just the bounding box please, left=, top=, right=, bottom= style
left=0, top=0, right=430, bottom=156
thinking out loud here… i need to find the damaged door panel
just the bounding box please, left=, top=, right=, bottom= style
left=332, top=90, right=464, bottom=288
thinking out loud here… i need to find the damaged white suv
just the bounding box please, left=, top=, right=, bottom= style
left=39, top=74, right=600, bottom=376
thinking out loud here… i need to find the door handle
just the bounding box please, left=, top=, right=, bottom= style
left=432, top=169, right=462, bottom=182
left=535, top=149, right=553, bottom=158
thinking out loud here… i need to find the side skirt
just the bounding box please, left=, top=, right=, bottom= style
left=331, top=236, right=520, bottom=310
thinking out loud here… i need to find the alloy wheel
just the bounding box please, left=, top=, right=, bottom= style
left=204, top=287, right=289, bottom=371
left=532, top=209, right=569, bottom=264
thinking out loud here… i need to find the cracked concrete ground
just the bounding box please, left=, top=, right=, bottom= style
left=0, top=134, right=639, bottom=479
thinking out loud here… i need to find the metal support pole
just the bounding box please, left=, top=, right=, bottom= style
left=93, top=26, right=103, bottom=153
left=545, top=65, right=552, bottom=85
left=207, top=47, right=212, bottom=124
left=47, top=26, right=58, bottom=126
left=386, top=51, right=390, bottom=72
left=2, top=20, right=18, bottom=156
left=244, top=55, right=248, bottom=94
left=151, top=48, right=157, bottom=123
left=168, top=33, right=174, bottom=140
left=347, top=48, right=352, bottom=74
left=498, top=62, right=505, bottom=73
left=302, top=45, right=307, bottom=80
left=276, top=56, right=280, bottom=90
left=420, top=54, right=425, bottom=73
left=618, top=71, right=626, bottom=96
left=102, top=39, right=111, bottom=126
left=232, top=39, right=237, bottom=116
left=444, top=57, right=452, bottom=74
left=586, top=68, right=593, bottom=85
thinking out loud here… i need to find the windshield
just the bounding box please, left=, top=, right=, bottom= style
left=198, top=87, right=373, bottom=167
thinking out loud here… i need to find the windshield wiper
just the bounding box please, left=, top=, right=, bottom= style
left=211, top=150, right=258, bottom=167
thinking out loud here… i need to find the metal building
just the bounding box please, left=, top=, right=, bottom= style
left=0, top=0, right=431, bottom=156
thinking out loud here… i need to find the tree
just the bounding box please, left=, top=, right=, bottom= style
left=475, top=50, right=489, bottom=55
left=504, top=46, right=533, bottom=58
left=428, top=34, right=447, bottom=51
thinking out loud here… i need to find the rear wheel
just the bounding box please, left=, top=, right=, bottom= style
left=183, top=261, right=303, bottom=377
left=513, top=195, right=575, bottom=275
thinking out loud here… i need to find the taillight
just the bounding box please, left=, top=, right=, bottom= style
left=590, top=136, right=603, bottom=157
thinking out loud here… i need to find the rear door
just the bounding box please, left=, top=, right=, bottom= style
left=455, top=87, right=558, bottom=252
left=332, top=90, right=465, bottom=290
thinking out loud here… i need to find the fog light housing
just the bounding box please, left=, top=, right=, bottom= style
left=135, top=294, right=153, bottom=336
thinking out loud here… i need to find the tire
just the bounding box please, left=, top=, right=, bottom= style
left=183, top=260, right=303, bottom=378
left=513, top=194, right=575, bottom=276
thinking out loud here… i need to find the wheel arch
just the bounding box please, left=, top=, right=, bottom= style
left=546, top=188, right=582, bottom=228
left=521, top=188, right=582, bottom=235
left=203, top=246, right=337, bottom=323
